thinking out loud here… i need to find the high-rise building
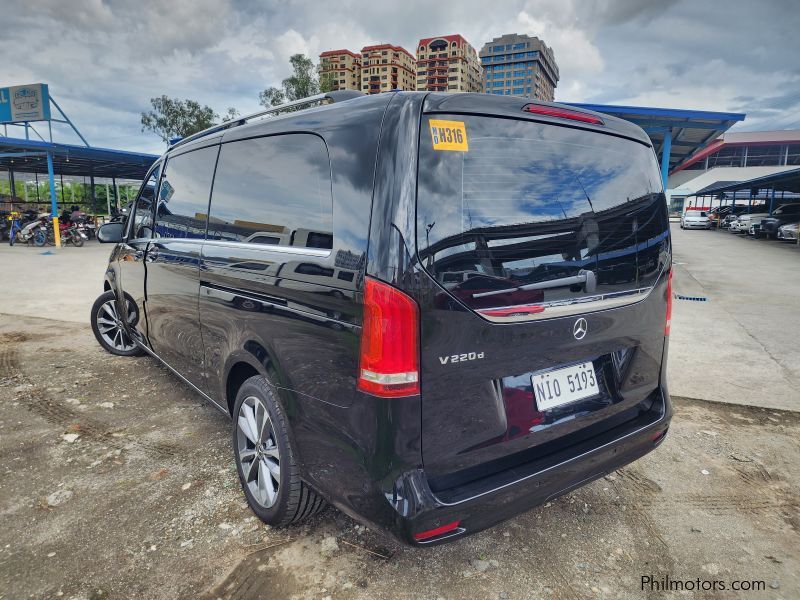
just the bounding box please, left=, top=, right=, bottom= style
left=318, top=49, right=362, bottom=92
left=478, top=34, right=559, bottom=102
left=415, top=34, right=483, bottom=93
left=359, top=44, right=416, bottom=94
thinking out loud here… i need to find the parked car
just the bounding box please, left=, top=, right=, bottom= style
left=777, top=221, right=799, bottom=242
left=758, top=203, right=800, bottom=239
left=729, top=211, right=770, bottom=234
left=708, top=205, right=742, bottom=228
left=91, top=91, right=672, bottom=546
left=680, top=209, right=710, bottom=229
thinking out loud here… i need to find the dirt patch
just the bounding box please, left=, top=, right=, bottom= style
left=1, top=315, right=798, bottom=599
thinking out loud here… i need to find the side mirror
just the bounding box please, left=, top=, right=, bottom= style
left=97, top=222, right=124, bottom=244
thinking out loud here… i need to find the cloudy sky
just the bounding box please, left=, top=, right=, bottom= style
left=3, top=0, right=799, bottom=155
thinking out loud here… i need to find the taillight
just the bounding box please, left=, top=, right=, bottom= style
left=522, top=104, right=604, bottom=125
left=357, top=277, right=420, bottom=397
left=665, top=269, right=673, bottom=336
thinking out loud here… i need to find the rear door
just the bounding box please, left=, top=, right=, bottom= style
left=146, top=144, right=219, bottom=390
left=415, top=113, right=670, bottom=484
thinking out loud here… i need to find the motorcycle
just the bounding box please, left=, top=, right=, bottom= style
left=0, top=210, right=9, bottom=241
left=69, top=212, right=95, bottom=240
left=11, top=213, right=49, bottom=246
left=58, top=220, right=86, bottom=247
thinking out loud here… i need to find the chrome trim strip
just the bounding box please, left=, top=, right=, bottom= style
left=430, top=392, right=667, bottom=507
left=478, top=287, right=653, bottom=323
left=476, top=265, right=668, bottom=324
left=415, top=527, right=467, bottom=545
left=201, top=238, right=331, bottom=257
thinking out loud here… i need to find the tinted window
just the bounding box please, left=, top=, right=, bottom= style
left=154, top=146, right=218, bottom=239
left=128, top=164, right=160, bottom=239
left=208, top=134, right=333, bottom=249
left=417, top=115, right=668, bottom=312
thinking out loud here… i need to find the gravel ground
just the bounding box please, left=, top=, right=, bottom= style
left=0, top=314, right=798, bottom=600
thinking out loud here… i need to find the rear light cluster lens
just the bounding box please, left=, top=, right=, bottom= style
left=665, top=269, right=673, bottom=336
left=477, top=303, right=545, bottom=319
left=413, top=520, right=461, bottom=541
left=357, top=277, right=420, bottom=397
left=522, top=104, right=604, bottom=125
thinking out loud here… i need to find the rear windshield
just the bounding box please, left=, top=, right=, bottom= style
left=416, top=114, right=669, bottom=314
left=686, top=211, right=707, bottom=217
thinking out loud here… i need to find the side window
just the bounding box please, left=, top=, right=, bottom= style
left=207, top=134, right=333, bottom=249
left=127, top=164, right=160, bottom=239
left=154, top=146, right=219, bottom=239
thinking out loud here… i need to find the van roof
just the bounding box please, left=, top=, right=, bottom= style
left=167, top=91, right=652, bottom=158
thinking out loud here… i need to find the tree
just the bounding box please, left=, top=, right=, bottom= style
left=319, top=71, right=336, bottom=94
left=140, top=96, right=239, bottom=143
left=221, top=107, right=240, bottom=122
left=259, top=54, right=320, bottom=107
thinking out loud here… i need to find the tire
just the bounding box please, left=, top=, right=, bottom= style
left=72, top=232, right=84, bottom=247
left=9, top=232, right=14, bottom=246
left=233, top=375, right=325, bottom=527
left=90, top=291, right=144, bottom=356
left=33, top=229, right=46, bottom=247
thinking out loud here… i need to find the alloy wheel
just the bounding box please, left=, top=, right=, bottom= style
left=237, top=396, right=281, bottom=508
left=95, top=298, right=137, bottom=352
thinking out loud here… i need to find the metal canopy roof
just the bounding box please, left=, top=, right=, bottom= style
left=564, top=103, right=745, bottom=173
left=694, top=180, right=741, bottom=195
left=0, top=136, right=158, bottom=180
left=692, top=167, right=800, bottom=195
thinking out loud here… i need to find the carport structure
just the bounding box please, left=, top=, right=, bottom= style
left=0, top=136, right=157, bottom=209
left=1, top=135, right=157, bottom=245
left=688, top=167, right=800, bottom=215
left=565, top=103, right=745, bottom=188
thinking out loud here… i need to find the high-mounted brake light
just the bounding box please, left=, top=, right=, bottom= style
left=522, top=104, right=604, bottom=125
left=357, top=277, right=420, bottom=397
left=665, top=269, right=673, bottom=336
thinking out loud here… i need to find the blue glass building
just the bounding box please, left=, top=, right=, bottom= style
left=478, top=34, right=559, bottom=102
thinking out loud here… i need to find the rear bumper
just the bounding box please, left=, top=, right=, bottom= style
left=682, top=222, right=708, bottom=229
left=385, top=387, right=671, bottom=545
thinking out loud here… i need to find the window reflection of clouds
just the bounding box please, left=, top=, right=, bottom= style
left=419, top=119, right=659, bottom=248
left=156, top=147, right=218, bottom=240
left=417, top=115, right=667, bottom=308
left=209, top=135, right=332, bottom=246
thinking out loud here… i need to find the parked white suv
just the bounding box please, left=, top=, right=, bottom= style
left=729, top=212, right=769, bottom=234
left=680, top=210, right=710, bottom=229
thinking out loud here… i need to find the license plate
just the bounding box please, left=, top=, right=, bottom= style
left=532, top=361, right=599, bottom=411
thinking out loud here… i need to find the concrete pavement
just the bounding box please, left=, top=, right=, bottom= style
left=668, top=224, right=800, bottom=411
left=0, top=240, right=109, bottom=323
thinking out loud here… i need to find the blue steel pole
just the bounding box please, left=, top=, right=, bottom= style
left=769, top=187, right=775, bottom=215
left=46, top=151, right=61, bottom=247
left=660, top=129, right=672, bottom=191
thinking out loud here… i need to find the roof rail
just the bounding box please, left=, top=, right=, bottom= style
left=169, top=90, right=365, bottom=150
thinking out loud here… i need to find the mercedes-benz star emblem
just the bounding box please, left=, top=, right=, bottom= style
left=573, top=318, right=588, bottom=340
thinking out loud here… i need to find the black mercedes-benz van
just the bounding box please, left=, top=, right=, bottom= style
left=93, top=90, right=672, bottom=545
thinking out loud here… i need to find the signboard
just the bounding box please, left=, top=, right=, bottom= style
left=0, top=83, right=51, bottom=123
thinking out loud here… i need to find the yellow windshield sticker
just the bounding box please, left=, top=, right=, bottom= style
left=429, top=119, right=468, bottom=151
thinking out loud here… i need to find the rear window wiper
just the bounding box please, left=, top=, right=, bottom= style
left=472, top=269, right=597, bottom=298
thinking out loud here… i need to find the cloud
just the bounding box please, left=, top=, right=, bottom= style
left=0, top=0, right=798, bottom=158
